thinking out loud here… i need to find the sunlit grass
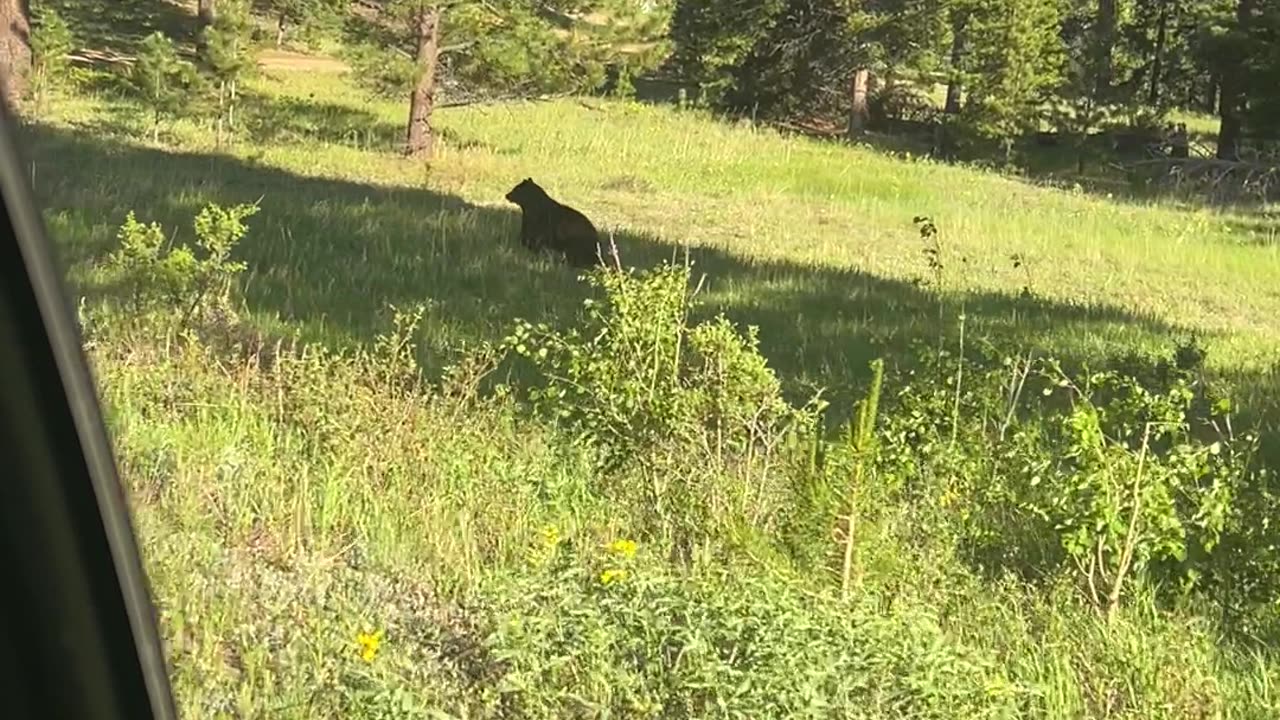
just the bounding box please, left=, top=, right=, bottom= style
left=31, top=53, right=1280, bottom=718
left=34, top=65, right=1280, bottom=386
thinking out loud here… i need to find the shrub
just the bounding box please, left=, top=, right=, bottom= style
left=507, top=265, right=809, bottom=469
left=476, top=534, right=1024, bottom=719
left=505, top=264, right=819, bottom=560
left=105, top=203, right=255, bottom=326
left=1020, top=357, right=1255, bottom=619
left=858, top=336, right=1269, bottom=620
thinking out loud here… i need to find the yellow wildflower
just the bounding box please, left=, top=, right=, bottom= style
left=356, top=629, right=384, bottom=663
left=607, top=539, right=637, bottom=559
left=541, top=525, right=561, bottom=547
left=600, top=568, right=629, bottom=585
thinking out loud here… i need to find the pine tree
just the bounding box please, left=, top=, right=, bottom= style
left=357, top=0, right=672, bottom=158
left=1243, top=2, right=1279, bottom=141
left=943, top=0, right=976, bottom=114
left=201, top=0, right=254, bottom=144
left=405, top=2, right=438, bottom=157
left=128, top=32, right=201, bottom=143
left=668, top=0, right=956, bottom=126
left=668, top=0, right=788, bottom=109
left=197, top=0, right=217, bottom=53
left=29, top=4, right=75, bottom=110
left=670, top=0, right=869, bottom=120
left=199, top=0, right=217, bottom=29
left=267, top=0, right=347, bottom=48
left=861, top=0, right=952, bottom=128
left=962, top=0, right=1065, bottom=161
left=1215, top=0, right=1255, bottom=159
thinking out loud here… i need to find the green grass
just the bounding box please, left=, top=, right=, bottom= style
left=32, top=39, right=1280, bottom=719
left=40, top=64, right=1280, bottom=377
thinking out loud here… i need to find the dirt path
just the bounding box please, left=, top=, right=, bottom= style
left=256, top=49, right=349, bottom=73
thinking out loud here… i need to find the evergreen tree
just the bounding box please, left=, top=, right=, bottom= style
left=667, top=0, right=787, bottom=109
left=867, top=0, right=950, bottom=83
left=1214, top=0, right=1255, bottom=160
left=669, top=0, right=868, bottom=119
left=659, top=0, right=1279, bottom=168
left=201, top=0, right=255, bottom=143
left=668, top=0, right=956, bottom=126
left=1243, top=2, right=1280, bottom=142
left=29, top=4, right=75, bottom=110
left=356, top=0, right=671, bottom=157
left=267, top=0, right=348, bottom=48
left=197, top=0, right=217, bottom=53
left=962, top=0, right=1065, bottom=161
left=128, top=32, right=201, bottom=143
left=942, top=0, right=977, bottom=114
left=855, top=0, right=950, bottom=126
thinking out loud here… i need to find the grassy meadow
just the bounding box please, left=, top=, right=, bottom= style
left=26, top=10, right=1280, bottom=719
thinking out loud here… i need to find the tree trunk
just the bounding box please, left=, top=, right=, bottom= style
left=198, top=0, right=216, bottom=28
left=1216, top=0, right=1254, bottom=161
left=216, top=81, right=224, bottom=148
left=1095, top=0, right=1117, bottom=99
left=404, top=3, right=440, bottom=157
left=847, top=67, right=869, bottom=137
left=1170, top=123, right=1189, bottom=159
left=196, top=0, right=215, bottom=53
left=1204, top=76, right=1218, bottom=114
left=0, top=0, right=30, bottom=108
left=1147, top=0, right=1168, bottom=107
left=944, top=12, right=966, bottom=114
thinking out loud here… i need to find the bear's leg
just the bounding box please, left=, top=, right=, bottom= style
left=519, top=215, right=540, bottom=250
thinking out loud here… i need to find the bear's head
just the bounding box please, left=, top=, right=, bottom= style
left=504, top=177, right=546, bottom=207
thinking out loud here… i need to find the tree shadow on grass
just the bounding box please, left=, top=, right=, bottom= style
left=239, top=89, right=405, bottom=151
left=21, top=121, right=1255, bottom=414
left=232, top=91, right=512, bottom=154
left=48, top=0, right=199, bottom=56
left=24, top=119, right=1280, bottom=658
left=26, top=117, right=1280, bottom=564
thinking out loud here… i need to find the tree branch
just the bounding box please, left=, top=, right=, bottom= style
left=534, top=4, right=576, bottom=29
left=438, top=39, right=475, bottom=55
left=435, top=90, right=574, bottom=109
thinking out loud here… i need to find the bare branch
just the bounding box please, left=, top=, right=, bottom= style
left=438, top=40, right=476, bottom=55
left=435, top=91, right=574, bottom=109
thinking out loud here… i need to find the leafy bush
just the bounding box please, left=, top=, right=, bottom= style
left=851, top=336, right=1271, bottom=621
left=500, top=262, right=1275, bottom=626
left=476, top=534, right=1024, bottom=719
left=506, top=264, right=817, bottom=559
left=106, top=203, right=254, bottom=326
left=1020, top=358, right=1254, bottom=618
left=508, top=265, right=808, bottom=470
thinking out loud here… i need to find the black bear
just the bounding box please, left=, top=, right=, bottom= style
left=504, top=178, right=602, bottom=268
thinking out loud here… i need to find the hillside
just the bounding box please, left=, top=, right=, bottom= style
left=25, top=4, right=1280, bottom=718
